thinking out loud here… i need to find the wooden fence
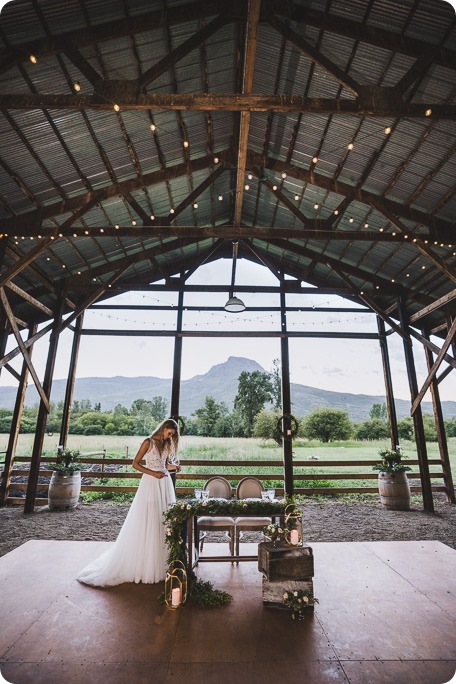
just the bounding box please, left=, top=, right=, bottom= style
left=2, top=454, right=448, bottom=505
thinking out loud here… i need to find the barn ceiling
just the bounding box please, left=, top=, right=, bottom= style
left=0, top=0, right=455, bottom=345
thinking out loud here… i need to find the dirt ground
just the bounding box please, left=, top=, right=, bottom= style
left=1, top=495, right=455, bottom=558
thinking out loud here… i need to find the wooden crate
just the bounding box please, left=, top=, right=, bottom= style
left=258, top=541, right=314, bottom=581
left=262, top=577, right=314, bottom=610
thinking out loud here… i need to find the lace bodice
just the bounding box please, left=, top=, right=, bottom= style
left=144, top=439, right=175, bottom=473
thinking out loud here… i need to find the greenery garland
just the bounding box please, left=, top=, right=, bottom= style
left=162, top=497, right=292, bottom=607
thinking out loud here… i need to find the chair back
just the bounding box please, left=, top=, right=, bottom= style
left=203, top=476, right=232, bottom=499
left=236, top=476, right=264, bottom=500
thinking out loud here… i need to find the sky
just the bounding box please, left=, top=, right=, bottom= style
left=1, top=258, right=455, bottom=405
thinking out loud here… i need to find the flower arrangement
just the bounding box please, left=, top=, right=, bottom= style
left=372, top=447, right=412, bottom=474
left=282, top=589, right=319, bottom=620
left=50, top=447, right=83, bottom=475
left=264, top=522, right=286, bottom=544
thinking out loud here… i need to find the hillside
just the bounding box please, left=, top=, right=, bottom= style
left=0, top=356, right=455, bottom=422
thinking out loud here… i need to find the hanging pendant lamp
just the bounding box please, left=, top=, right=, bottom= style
left=224, top=241, right=246, bottom=313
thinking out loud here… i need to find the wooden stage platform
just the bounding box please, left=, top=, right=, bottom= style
left=0, top=540, right=455, bottom=684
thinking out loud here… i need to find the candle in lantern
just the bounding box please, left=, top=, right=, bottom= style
left=290, top=529, right=299, bottom=545
left=171, top=587, right=181, bottom=607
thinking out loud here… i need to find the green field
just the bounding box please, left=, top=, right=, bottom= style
left=2, top=433, right=454, bottom=503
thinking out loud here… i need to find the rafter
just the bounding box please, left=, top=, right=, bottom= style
left=1, top=91, right=455, bottom=118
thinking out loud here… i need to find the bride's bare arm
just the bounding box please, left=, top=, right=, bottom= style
left=132, top=439, right=167, bottom=479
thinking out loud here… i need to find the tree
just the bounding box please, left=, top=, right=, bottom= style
left=234, top=371, right=274, bottom=437
left=269, top=358, right=282, bottom=410
left=150, top=396, right=168, bottom=424
left=193, top=396, right=228, bottom=436
left=397, top=417, right=413, bottom=440
left=369, top=403, right=388, bottom=421
left=253, top=408, right=283, bottom=440
left=303, top=407, right=353, bottom=442
left=355, top=419, right=390, bottom=440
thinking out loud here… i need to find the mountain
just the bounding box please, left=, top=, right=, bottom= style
left=0, top=356, right=455, bottom=422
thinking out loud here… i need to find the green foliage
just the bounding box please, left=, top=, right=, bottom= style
left=188, top=578, right=232, bottom=607
left=422, top=414, right=437, bottom=442
left=51, top=448, right=84, bottom=474
left=397, top=418, right=414, bottom=440
left=192, top=396, right=229, bottom=436
left=234, top=371, right=274, bottom=437
left=369, top=402, right=388, bottom=422
left=253, top=408, right=283, bottom=440
left=269, top=358, right=282, bottom=410
left=372, top=447, right=412, bottom=474
left=303, top=408, right=353, bottom=443
left=355, top=419, right=390, bottom=440
left=446, top=418, right=456, bottom=438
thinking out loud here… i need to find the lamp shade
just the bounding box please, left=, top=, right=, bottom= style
left=224, top=296, right=246, bottom=313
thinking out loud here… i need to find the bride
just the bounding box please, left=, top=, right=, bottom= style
left=77, top=418, right=180, bottom=587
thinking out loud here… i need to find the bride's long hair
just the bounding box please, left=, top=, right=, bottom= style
left=151, top=418, right=179, bottom=453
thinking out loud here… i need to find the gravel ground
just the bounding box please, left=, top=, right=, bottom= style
left=1, top=496, right=455, bottom=557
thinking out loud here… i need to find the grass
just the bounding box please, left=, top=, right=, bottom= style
left=2, top=434, right=454, bottom=504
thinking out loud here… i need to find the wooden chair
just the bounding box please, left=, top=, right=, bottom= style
left=196, top=476, right=235, bottom=558
left=234, top=476, right=272, bottom=558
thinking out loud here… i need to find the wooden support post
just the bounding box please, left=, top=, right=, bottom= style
left=377, top=316, right=399, bottom=449
left=397, top=299, right=434, bottom=513
left=24, top=297, right=64, bottom=514
left=59, top=312, right=84, bottom=449
left=170, top=289, right=184, bottom=423
left=0, top=324, right=36, bottom=506
left=422, top=327, right=455, bottom=503
left=280, top=289, right=294, bottom=497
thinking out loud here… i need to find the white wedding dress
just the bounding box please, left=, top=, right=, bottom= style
left=77, top=439, right=176, bottom=587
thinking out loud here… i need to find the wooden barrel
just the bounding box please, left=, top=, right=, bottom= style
left=378, top=471, right=410, bottom=510
left=48, top=472, right=81, bottom=510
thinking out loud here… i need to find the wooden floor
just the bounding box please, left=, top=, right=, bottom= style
left=0, top=539, right=455, bottom=684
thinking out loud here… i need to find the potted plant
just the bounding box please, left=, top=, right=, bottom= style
left=372, top=447, right=412, bottom=510
left=48, top=447, right=83, bottom=510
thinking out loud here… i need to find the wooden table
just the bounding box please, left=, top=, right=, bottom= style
left=185, top=499, right=286, bottom=574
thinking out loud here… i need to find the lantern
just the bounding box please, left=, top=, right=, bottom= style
left=164, top=560, right=188, bottom=609
left=284, top=504, right=303, bottom=546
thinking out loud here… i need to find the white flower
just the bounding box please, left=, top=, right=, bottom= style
left=298, top=598, right=302, bottom=603
left=202, top=501, right=207, bottom=507
left=293, top=591, right=298, bottom=597
left=278, top=528, right=283, bottom=534
left=303, top=596, right=309, bottom=603
left=181, top=504, right=185, bottom=509
left=187, top=504, right=191, bottom=509
left=283, top=592, right=288, bottom=599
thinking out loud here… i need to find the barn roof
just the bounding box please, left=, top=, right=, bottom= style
left=0, top=0, right=455, bottom=336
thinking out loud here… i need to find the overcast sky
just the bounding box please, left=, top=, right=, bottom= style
left=1, top=258, right=454, bottom=404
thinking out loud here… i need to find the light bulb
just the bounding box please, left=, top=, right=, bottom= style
left=218, top=195, right=223, bottom=201
left=113, top=104, right=120, bottom=112
left=213, top=156, right=219, bottom=164
left=347, top=142, right=354, bottom=150
left=29, top=54, right=37, bottom=63
left=295, top=195, right=299, bottom=201
left=150, top=214, right=155, bottom=220
left=244, top=184, right=249, bottom=190
left=384, top=126, right=391, bottom=134
left=312, top=156, right=318, bottom=164
left=281, top=172, right=287, bottom=179
left=170, top=208, right=175, bottom=214
left=183, top=140, right=189, bottom=148
left=73, top=82, right=81, bottom=92
left=193, top=203, right=198, bottom=209
left=150, top=123, right=156, bottom=132
left=272, top=184, right=278, bottom=191
left=425, top=108, right=432, bottom=117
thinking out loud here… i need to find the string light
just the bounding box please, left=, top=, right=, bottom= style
left=193, top=203, right=198, bottom=209
left=73, top=82, right=81, bottom=92
left=150, top=214, right=155, bottom=220
left=314, top=203, right=319, bottom=209
left=272, top=184, right=278, bottom=191
left=347, top=142, right=354, bottom=150
left=281, top=172, right=287, bottom=179
left=213, top=156, right=219, bottom=164
left=29, top=54, right=37, bottom=63
left=113, top=104, right=120, bottom=112
left=425, top=108, right=432, bottom=117
left=247, top=173, right=253, bottom=180
left=170, top=208, right=175, bottom=214
left=244, top=184, right=250, bottom=190
left=183, top=140, right=189, bottom=148
left=218, top=195, right=223, bottom=201
left=132, top=220, right=136, bottom=226
left=384, top=126, right=391, bottom=134
left=294, top=194, right=300, bottom=201
left=312, top=156, right=318, bottom=164
left=334, top=210, right=339, bottom=215
left=150, top=123, right=156, bottom=132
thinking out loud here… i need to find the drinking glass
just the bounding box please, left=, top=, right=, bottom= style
left=267, top=489, right=276, bottom=501
left=261, top=491, right=269, bottom=501
left=201, top=490, right=210, bottom=501
left=194, top=488, right=202, bottom=500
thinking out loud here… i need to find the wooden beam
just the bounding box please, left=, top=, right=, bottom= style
left=0, top=321, right=54, bottom=369
left=267, top=13, right=360, bottom=96
left=138, top=15, right=228, bottom=89
left=62, top=42, right=103, bottom=86
left=1, top=91, right=455, bottom=118
left=410, top=317, right=456, bottom=415
left=409, top=288, right=456, bottom=323
left=5, top=282, right=53, bottom=317
left=0, top=288, right=50, bottom=412
left=248, top=151, right=455, bottom=237
left=409, top=328, right=456, bottom=370
left=0, top=153, right=223, bottom=233
left=0, top=236, right=57, bottom=289
left=234, top=0, right=261, bottom=229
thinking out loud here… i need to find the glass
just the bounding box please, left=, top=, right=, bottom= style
left=201, top=490, right=210, bottom=501
left=267, top=489, right=276, bottom=501
left=261, top=491, right=269, bottom=501
left=194, top=488, right=202, bottom=500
